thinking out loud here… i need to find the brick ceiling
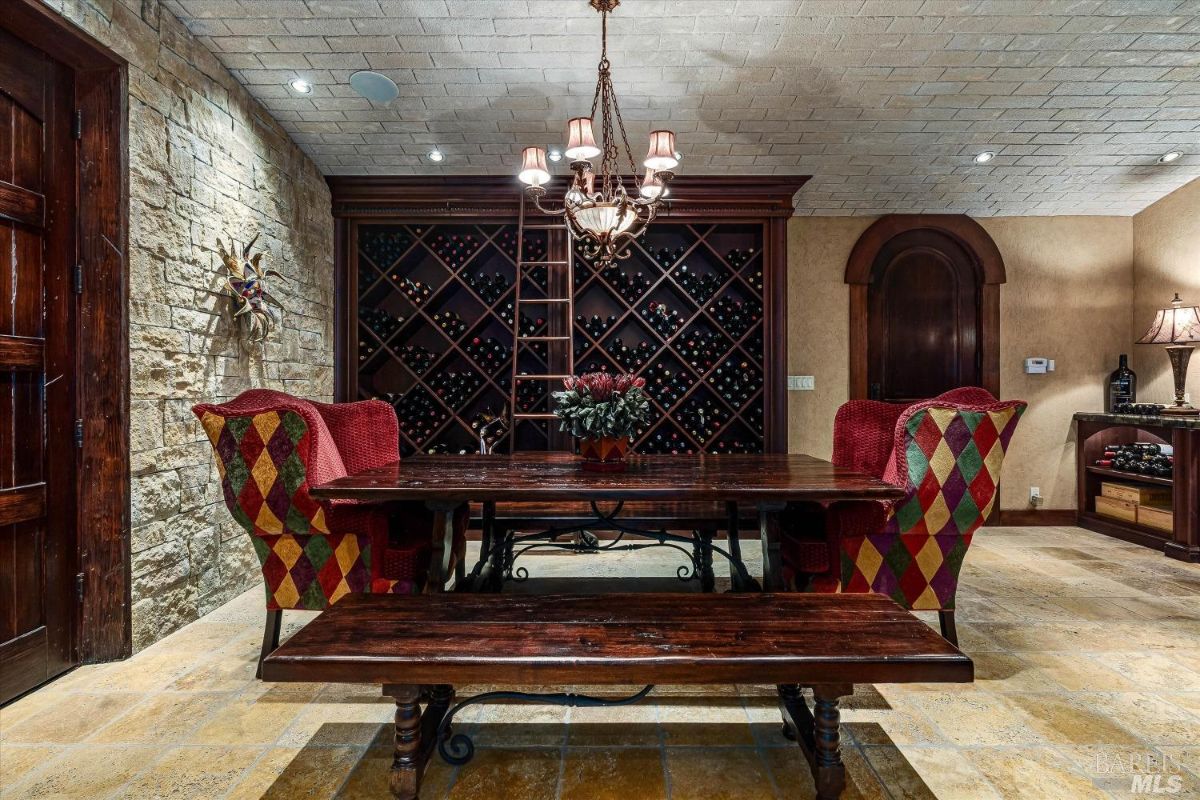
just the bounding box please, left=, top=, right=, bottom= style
left=164, top=0, right=1200, bottom=216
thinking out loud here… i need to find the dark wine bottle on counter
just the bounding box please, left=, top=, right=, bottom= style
left=1107, top=354, right=1136, bottom=412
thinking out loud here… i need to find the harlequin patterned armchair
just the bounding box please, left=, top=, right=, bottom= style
left=193, top=388, right=467, bottom=676
left=781, top=388, right=1025, bottom=644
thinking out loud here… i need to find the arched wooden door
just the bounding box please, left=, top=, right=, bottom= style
left=847, top=215, right=1004, bottom=402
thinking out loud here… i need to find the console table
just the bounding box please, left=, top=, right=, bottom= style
left=1074, top=412, right=1200, bottom=562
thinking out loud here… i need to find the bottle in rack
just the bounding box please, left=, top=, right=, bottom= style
left=1107, top=354, right=1137, bottom=412
left=464, top=336, right=511, bottom=373
left=432, top=311, right=468, bottom=339
left=395, top=389, right=448, bottom=441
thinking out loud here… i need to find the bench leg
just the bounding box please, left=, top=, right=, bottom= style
left=387, top=685, right=424, bottom=800
left=778, top=682, right=852, bottom=800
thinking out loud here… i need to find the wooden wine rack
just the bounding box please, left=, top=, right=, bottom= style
left=332, top=176, right=807, bottom=456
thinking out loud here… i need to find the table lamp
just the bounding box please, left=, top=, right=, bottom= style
left=1137, top=293, right=1200, bottom=415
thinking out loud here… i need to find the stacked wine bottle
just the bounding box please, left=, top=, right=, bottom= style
left=427, top=370, right=484, bottom=410
left=1094, top=442, right=1173, bottom=478
left=429, top=232, right=480, bottom=269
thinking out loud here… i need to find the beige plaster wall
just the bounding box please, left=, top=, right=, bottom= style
left=787, top=216, right=1134, bottom=512
left=44, top=0, right=335, bottom=650
left=1132, top=178, right=1200, bottom=405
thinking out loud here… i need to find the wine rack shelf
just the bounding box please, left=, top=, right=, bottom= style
left=354, top=219, right=770, bottom=457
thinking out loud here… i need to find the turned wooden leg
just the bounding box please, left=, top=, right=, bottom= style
left=780, top=683, right=851, bottom=799
left=387, top=685, right=423, bottom=800
left=812, top=685, right=847, bottom=800
left=256, top=609, right=282, bottom=679
left=939, top=609, right=958, bottom=646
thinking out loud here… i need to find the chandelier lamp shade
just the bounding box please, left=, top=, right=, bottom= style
left=1136, top=292, right=1200, bottom=415
left=515, top=0, right=678, bottom=267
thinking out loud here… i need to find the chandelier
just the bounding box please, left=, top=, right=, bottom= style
left=515, top=0, right=678, bottom=267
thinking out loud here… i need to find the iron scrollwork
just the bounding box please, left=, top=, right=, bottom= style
left=437, top=685, right=655, bottom=766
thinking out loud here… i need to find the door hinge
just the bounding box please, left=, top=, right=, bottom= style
left=73, top=419, right=84, bottom=448
left=75, top=572, right=85, bottom=602
left=72, top=110, right=82, bottom=140
left=73, top=264, right=84, bottom=294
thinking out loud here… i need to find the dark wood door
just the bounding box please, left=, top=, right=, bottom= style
left=866, top=230, right=980, bottom=403
left=0, top=27, right=77, bottom=703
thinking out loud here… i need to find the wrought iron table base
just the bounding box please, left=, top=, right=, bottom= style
left=462, top=501, right=760, bottom=593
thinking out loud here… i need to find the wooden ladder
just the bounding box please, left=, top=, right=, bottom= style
left=509, top=192, right=575, bottom=451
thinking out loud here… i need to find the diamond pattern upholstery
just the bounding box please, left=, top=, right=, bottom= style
left=194, top=390, right=462, bottom=611
left=840, top=401, right=1024, bottom=610
left=782, top=389, right=1025, bottom=613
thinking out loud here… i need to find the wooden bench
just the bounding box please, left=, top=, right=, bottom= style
left=262, top=593, right=972, bottom=800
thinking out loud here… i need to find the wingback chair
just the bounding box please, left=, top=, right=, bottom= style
left=780, top=388, right=1025, bottom=645
left=193, top=388, right=466, bottom=676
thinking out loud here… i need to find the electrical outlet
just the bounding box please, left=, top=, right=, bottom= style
left=1029, top=486, right=1043, bottom=507
left=788, top=375, right=815, bottom=391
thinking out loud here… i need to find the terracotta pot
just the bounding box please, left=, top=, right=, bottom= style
left=578, top=436, right=630, bottom=472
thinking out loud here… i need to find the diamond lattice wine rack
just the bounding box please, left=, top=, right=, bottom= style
left=355, top=220, right=769, bottom=457
left=335, top=175, right=803, bottom=457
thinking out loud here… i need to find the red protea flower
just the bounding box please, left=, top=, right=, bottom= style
left=581, top=371, right=615, bottom=401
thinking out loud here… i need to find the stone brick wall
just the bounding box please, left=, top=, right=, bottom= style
left=43, top=0, right=335, bottom=650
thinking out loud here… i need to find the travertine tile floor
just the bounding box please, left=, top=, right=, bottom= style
left=3, top=526, right=1199, bottom=799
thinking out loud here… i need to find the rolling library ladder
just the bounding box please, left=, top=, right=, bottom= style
left=508, top=193, right=576, bottom=451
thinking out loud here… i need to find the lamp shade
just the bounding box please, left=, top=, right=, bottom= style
left=564, top=117, right=601, bottom=160
left=640, top=169, right=668, bottom=200
left=644, top=130, right=678, bottom=170
left=517, top=146, right=551, bottom=187
left=1137, top=294, right=1200, bottom=344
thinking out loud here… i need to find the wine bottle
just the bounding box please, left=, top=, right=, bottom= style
left=1107, top=354, right=1137, bottom=412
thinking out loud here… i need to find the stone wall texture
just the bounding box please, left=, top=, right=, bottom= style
left=43, top=0, right=335, bottom=650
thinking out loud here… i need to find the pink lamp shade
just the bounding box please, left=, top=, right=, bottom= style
left=564, top=117, right=601, bottom=160
left=517, top=146, right=551, bottom=187
left=639, top=169, right=668, bottom=200
left=644, top=129, right=678, bottom=170
left=1137, top=294, right=1200, bottom=344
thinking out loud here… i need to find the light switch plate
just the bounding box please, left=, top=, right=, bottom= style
left=788, top=375, right=815, bottom=391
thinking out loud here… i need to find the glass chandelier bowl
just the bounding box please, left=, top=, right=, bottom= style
left=515, top=0, right=677, bottom=267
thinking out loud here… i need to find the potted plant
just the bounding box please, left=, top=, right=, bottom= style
left=552, top=372, right=652, bottom=472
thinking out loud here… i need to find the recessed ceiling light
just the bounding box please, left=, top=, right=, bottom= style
left=349, top=70, right=399, bottom=104
left=1158, top=151, right=1183, bottom=164
left=548, top=149, right=563, bottom=162
left=288, top=78, right=312, bottom=94
left=427, top=149, right=445, bottom=162
left=973, top=151, right=995, bottom=164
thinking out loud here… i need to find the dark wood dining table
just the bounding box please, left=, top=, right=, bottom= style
left=310, top=452, right=904, bottom=592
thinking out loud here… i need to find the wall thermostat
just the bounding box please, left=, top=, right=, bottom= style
left=1024, top=357, right=1055, bottom=374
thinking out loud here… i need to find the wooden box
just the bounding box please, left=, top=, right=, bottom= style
left=1095, top=495, right=1137, bottom=523
left=1101, top=482, right=1172, bottom=506
left=1137, top=504, right=1174, bottom=533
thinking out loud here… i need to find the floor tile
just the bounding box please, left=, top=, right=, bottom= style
left=117, top=744, right=264, bottom=799
left=560, top=748, right=668, bottom=800
left=665, top=747, right=780, bottom=800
